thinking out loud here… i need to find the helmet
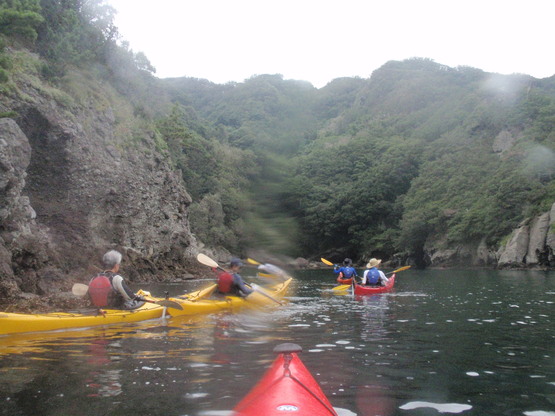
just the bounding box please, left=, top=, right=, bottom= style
left=343, top=258, right=352, bottom=266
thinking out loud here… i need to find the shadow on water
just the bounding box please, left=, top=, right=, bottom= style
left=0, top=269, right=554, bottom=415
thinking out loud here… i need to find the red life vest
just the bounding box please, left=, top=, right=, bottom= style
left=217, top=272, right=234, bottom=294
left=88, top=274, right=114, bottom=307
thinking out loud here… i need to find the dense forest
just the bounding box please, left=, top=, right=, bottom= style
left=1, top=0, right=554, bottom=268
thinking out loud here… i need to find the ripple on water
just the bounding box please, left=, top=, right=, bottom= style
left=399, top=401, right=472, bottom=413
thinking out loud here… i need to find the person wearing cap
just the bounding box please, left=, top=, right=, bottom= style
left=361, top=258, right=388, bottom=287
left=333, top=257, right=358, bottom=284
left=216, top=258, right=253, bottom=297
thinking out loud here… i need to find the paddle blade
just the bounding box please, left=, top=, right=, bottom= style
left=197, top=253, right=219, bottom=269
left=332, top=284, right=351, bottom=291
left=247, top=258, right=261, bottom=265
left=321, top=257, right=334, bottom=266
left=154, top=300, right=183, bottom=310
left=394, top=265, right=411, bottom=273
left=72, top=283, right=89, bottom=297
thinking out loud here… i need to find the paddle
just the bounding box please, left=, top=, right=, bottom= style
left=247, top=257, right=286, bottom=279
left=196, top=253, right=283, bottom=305
left=386, top=265, right=411, bottom=275
left=321, top=257, right=334, bottom=266
left=332, top=265, right=411, bottom=291
left=71, top=283, right=184, bottom=310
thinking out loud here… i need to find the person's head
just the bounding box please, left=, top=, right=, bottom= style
left=103, top=250, right=122, bottom=271
left=366, top=258, right=381, bottom=269
left=230, top=257, right=243, bottom=271
left=343, top=258, right=352, bottom=266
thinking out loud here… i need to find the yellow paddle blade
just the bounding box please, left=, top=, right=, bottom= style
left=247, top=258, right=262, bottom=265
left=392, top=265, right=411, bottom=273
left=257, top=272, right=276, bottom=278
left=321, top=257, right=334, bottom=266
left=332, top=284, right=351, bottom=291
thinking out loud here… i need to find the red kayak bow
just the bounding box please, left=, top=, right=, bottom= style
left=353, top=274, right=396, bottom=295
left=233, top=343, right=337, bottom=416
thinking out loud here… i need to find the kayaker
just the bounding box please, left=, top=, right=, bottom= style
left=88, top=250, right=145, bottom=309
left=217, top=258, right=253, bottom=297
left=361, top=258, right=389, bottom=287
left=333, top=258, right=358, bottom=284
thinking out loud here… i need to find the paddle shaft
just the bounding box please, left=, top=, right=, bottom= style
left=71, top=283, right=183, bottom=310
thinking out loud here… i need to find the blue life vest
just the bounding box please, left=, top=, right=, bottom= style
left=366, top=268, right=380, bottom=285
left=342, top=267, right=356, bottom=278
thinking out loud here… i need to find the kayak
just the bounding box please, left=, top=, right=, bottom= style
left=0, top=278, right=292, bottom=336
left=145, top=277, right=293, bottom=317
left=233, top=343, right=337, bottom=415
left=336, top=277, right=353, bottom=285
left=0, top=300, right=166, bottom=336
left=353, top=274, right=395, bottom=295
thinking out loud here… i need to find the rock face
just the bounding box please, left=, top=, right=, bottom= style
left=0, top=66, right=200, bottom=302
left=497, top=203, right=555, bottom=269
left=421, top=202, right=555, bottom=269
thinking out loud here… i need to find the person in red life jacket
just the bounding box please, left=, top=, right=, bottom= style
left=361, top=258, right=389, bottom=287
left=88, top=250, right=145, bottom=309
left=217, top=258, right=253, bottom=297
left=333, top=257, right=358, bottom=284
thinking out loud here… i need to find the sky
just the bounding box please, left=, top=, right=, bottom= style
left=106, top=0, right=554, bottom=88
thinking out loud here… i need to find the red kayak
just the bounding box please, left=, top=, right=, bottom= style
left=353, top=274, right=396, bottom=295
left=233, top=343, right=337, bottom=416
left=336, top=276, right=353, bottom=285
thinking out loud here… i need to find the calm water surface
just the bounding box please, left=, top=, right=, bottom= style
left=0, top=269, right=553, bottom=416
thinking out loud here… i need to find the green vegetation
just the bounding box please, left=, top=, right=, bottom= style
left=1, top=2, right=554, bottom=263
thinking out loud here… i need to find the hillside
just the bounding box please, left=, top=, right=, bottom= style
left=0, top=2, right=554, bottom=308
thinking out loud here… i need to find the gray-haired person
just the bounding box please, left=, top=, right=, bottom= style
left=88, top=250, right=145, bottom=309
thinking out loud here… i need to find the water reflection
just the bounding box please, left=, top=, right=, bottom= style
left=0, top=270, right=553, bottom=416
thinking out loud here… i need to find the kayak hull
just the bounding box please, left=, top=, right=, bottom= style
left=354, top=274, right=395, bottom=295
left=336, top=277, right=353, bottom=285
left=0, top=278, right=292, bottom=335
left=151, top=277, right=292, bottom=317
left=233, top=344, right=337, bottom=416
left=0, top=301, right=164, bottom=335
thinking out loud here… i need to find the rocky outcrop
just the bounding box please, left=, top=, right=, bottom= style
left=0, top=61, right=202, bottom=304
left=420, top=203, right=555, bottom=270
left=497, top=202, right=555, bottom=269
left=423, top=237, right=497, bottom=268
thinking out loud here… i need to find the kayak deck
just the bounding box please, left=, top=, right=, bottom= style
left=233, top=343, right=337, bottom=415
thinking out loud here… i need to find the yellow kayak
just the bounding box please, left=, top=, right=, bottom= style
left=0, top=300, right=165, bottom=336
left=143, top=277, right=293, bottom=317
left=0, top=278, right=292, bottom=336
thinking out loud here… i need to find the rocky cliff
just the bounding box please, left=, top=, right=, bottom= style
left=0, top=58, right=202, bottom=306
left=421, top=202, right=555, bottom=269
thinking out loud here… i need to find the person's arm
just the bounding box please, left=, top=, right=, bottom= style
left=361, top=270, right=368, bottom=285
left=233, top=274, right=253, bottom=295
left=379, top=270, right=388, bottom=284
left=111, top=274, right=136, bottom=301
left=333, top=266, right=341, bottom=275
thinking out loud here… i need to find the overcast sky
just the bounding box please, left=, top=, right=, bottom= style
left=106, top=0, right=554, bottom=88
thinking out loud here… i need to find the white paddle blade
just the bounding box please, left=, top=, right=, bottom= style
left=72, top=283, right=89, bottom=297
left=196, top=253, right=219, bottom=269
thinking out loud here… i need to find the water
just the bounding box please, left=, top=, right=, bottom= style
left=0, top=269, right=553, bottom=416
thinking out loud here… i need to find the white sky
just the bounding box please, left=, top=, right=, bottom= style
left=106, top=0, right=554, bottom=88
